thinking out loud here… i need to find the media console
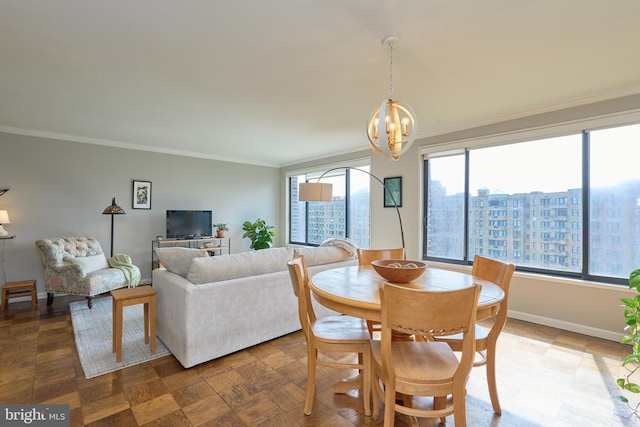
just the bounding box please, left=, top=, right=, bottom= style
left=151, top=237, right=230, bottom=270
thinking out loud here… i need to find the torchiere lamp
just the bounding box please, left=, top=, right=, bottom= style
left=298, top=167, right=405, bottom=252
left=102, top=197, right=126, bottom=257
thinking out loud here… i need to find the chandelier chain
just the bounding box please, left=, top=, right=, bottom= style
left=388, top=43, right=394, bottom=98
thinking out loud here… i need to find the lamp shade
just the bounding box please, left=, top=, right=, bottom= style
left=299, top=183, right=333, bottom=202
left=0, top=210, right=9, bottom=224
left=102, top=197, right=126, bottom=215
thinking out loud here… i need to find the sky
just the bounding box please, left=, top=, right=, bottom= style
left=431, top=123, right=640, bottom=196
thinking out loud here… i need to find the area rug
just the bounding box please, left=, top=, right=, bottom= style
left=70, top=296, right=172, bottom=379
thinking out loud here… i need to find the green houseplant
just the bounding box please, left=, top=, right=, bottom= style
left=242, top=219, right=275, bottom=250
left=213, top=223, right=229, bottom=238
left=615, top=268, right=640, bottom=417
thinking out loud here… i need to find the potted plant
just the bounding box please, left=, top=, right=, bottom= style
left=615, top=268, right=640, bottom=418
left=213, top=223, right=230, bottom=238
left=242, top=219, right=275, bottom=250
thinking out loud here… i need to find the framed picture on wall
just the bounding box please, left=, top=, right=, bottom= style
left=383, top=176, right=402, bottom=208
left=132, top=180, right=152, bottom=209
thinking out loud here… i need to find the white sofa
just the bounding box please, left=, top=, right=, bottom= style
left=152, top=243, right=358, bottom=368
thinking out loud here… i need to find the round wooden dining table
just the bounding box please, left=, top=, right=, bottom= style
left=310, top=265, right=505, bottom=395
left=310, top=265, right=505, bottom=322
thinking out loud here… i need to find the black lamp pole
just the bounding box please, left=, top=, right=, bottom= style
left=108, top=213, right=115, bottom=257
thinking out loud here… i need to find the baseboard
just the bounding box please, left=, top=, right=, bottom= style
left=508, top=309, right=623, bottom=343
left=6, top=283, right=153, bottom=306
left=5, top=290, right=621, bottom=344
left=1, top=292, right=44, bottom=306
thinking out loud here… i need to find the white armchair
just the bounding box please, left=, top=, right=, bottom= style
left=35, top=236, right=140, bottom=309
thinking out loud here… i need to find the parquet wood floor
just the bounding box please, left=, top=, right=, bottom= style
left=0, top=294, right=637, bottom=426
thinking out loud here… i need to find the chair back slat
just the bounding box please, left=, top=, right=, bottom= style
left=381, top=283, right=480, bottom=339
left=357, top=248, right=405, bottom=266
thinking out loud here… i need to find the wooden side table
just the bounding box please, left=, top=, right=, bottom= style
left=2, top=279, right=37, bottom=310
left=111, top=286, right=157, bottom=363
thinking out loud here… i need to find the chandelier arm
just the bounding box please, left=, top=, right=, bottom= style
left=315, top=167, right=405, bottom=253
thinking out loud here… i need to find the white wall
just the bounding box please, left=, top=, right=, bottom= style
left=431, top=261, right=631, bottom=342
left=0, top=132, right=281, bottom=292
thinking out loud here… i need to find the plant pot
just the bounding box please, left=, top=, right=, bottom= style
left=216, top=230, right=225, bottom=238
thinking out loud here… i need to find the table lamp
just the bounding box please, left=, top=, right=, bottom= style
left=0, top=210, right=10, bottom=237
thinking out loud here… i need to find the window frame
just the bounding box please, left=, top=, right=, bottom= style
left=421, top=112, right=640, bottom=286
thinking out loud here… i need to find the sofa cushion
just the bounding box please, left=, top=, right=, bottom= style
left=293, top=246, right=354, bottom=266
left=187, top=247, right=294, bottom=284
left=155, top=247, right=209, bottom=278
left=71, top=254, right=109, bottom=273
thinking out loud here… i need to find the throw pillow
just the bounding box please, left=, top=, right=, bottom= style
left=155, top=247, right=209, bottom=278
left=72, top=254, right=109, bottom=273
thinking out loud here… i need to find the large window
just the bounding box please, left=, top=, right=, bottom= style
left=424, top=123, right=640, bottom=283
left=289, top=166, right=370, bottom=247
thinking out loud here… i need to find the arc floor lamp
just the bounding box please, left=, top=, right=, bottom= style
left=298, top=167, right=405, bottom=252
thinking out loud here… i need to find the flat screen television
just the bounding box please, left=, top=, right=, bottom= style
left=166, top=210, right=213, bottom=239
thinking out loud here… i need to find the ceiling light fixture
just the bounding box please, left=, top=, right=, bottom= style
left=366, top=35, right=417, bottom=161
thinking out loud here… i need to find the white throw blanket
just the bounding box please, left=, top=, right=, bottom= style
left=108, top=254, right=141, bottom=287
left=320, top=237, right=359, bottom=257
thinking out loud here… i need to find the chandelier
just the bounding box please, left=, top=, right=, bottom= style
left=366, top=35, right=417, bottom=161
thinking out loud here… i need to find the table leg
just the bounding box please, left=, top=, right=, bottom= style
left=333, top=352, right=365, bottom=393
left=149, top=296, right=156, bottom=354
left=143, top=302, right=150, bottom=345
left=333, top=374, right=364, bottom=394
left=112, top=298, right=116, bottom=353
left=114, top=300, right=123, bottom=363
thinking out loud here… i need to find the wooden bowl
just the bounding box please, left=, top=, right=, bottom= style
left=371, top=259, right=427, bottom=283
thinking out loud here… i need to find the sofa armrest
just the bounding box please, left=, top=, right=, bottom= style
left=49, top=262, right=86, bottom=279
left=153, top=269, right=193, bottom=363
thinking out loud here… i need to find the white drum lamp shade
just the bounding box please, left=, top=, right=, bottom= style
left=299, top=183, right=333, bottom=202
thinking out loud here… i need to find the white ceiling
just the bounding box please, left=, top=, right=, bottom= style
left=1, top=1, right=640, bottom=167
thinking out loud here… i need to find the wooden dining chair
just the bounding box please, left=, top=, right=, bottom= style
left=371, top=282, right=480, bottom=426
left=287, top=256, right=372, bottom=416
left=357, top=248, right=405, bottom=337
left=435, top=254, right=515, bottom=414
left=357, top=248, right=405, bottom=266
